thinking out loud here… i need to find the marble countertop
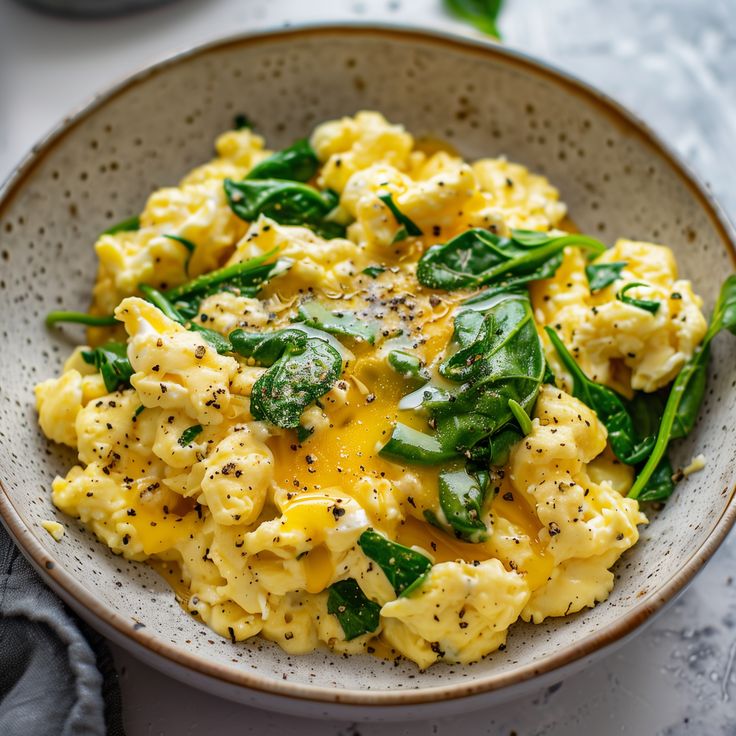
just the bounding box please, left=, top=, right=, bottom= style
left=2, top=0, right=735, bottom=732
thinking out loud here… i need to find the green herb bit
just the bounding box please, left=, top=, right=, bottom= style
left=101, top=215, right=140, bottom=236
left=297, top=301, right=377, bottom=344
left=249, top=337, right=342, bottom=429
left=586, top=261, right=627, bottom=291
left=245, top=139, right=319, bottom=183
left=327, top=579, right=381, bottom=640
left=378, top=192, right=422, bottom=237
left=444, top=0, right=503, bottom=39
left=358, top=530, right=432, bottom=597
left=133, top=405, right=145, bottom=419
left=46, top=311, right=118, bottom=328
left=508, top=399, right=533, bottom=436
left=362, top=265, right=386, bottom=279
left=178, top=424, right=203, bottom=447
left=379, top=423, right=459, bottom=465
left=628, top=274, right=736, bottom=500
left=617, top=282, right=661, bottom=314
left=81, top=342, right=133, bottom=393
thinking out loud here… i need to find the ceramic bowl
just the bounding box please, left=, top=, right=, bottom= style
left=1, top=25, right=735, bottom=721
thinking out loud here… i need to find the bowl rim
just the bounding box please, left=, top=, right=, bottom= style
left=1, top=22, right=735, bottom=708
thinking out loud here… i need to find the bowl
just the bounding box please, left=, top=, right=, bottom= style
left=1, top=24, right=735, bottom=720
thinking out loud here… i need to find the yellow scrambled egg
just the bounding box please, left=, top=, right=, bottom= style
left=35, top=112, right=705, bottom=668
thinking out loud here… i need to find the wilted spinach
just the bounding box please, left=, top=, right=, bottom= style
left=387, top=350, right=425, bottom=381
left=425, top=467, right=491, bottom=543
left=586, top=261, right=627, bottom=291
left=245, top=139, right=319, bottom=183
left=379, top=423, right=460, bottom=465
left=81, top=342, right=133, bottom=392
left=358, top=530, right=432, bottom=597
left=230, top=327, right=308, bottom=365
left=378, top=192, right=422, bottom=241
left=628, top=275, right=736, bottom=500
left=327, top=579, right=381, bottom=640
left=417, top=228, right=605, bottom=290
left=248, top=334, right=343, bottom=429
left=617, top=282, right=661, bottom=314
left=46, top=311, right=119, bottom=328
left=297, top=301, right=377, bottom=344
left=224, top=178, right=344, bottom=239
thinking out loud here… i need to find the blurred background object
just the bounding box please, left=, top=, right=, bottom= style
left=16, top=0, right=178, bottom=17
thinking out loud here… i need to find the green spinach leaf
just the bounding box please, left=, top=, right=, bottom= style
left=617, top=282, right=660, bottom=314
left=327, top=579, right=381, bottom=640
left=46, top=311, right=119, bottom=328
left=224, top=178, right=344, bottom=239
left=362, top=265, right=386, bottom=278
left=249, top=336, right=342, bottom=428
left=629, top=274, right=736, bottom=500
left=245, top=139, right=319, bottom=183
left=81, top=342, right=133, bottom=393
left=358, top=529, right=432, bottom=597
left=586, top=261, right=627, bottom=291
left=387, top=350, right=425, bottom=380
left=508, top=398, right=533, bottom=435
left=444, top=0, right=503, bottom=38
left=428, top=467, right=490, bottom=543
left=417, top=228, right=605, bottom=290
left=230, top=327, right=308, bottom=365
left=297, top=301, right=377, bottom=344
left=379, top=423, right=460, bottom=465
left=378, top=193, right=422, bottom=237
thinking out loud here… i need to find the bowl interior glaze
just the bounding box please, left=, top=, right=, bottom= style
left=0, top=26, right=734, bottom=710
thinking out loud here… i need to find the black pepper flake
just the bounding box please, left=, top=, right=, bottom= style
left=194, top=345, right=206, bottom=359
left=503, top=491, right=514, bottom=502
left=548, top=522, right=561, bottom=536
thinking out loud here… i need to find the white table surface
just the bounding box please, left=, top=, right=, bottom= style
left=2, top=0, right=735, bottom=733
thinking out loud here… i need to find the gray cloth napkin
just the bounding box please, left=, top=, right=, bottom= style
left=0, top=524, right=125, bottom=736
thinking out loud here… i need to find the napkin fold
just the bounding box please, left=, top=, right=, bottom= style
left=0, top=524, right=125, bottom=736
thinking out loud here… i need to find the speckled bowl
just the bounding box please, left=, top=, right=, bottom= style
left=1, top=25, right=735, bottom=721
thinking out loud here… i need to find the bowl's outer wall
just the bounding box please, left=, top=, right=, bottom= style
left=1, top=27, right=735, bottom=706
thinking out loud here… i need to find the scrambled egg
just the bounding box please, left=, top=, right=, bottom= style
left=35, top=112, right=705, bottom=669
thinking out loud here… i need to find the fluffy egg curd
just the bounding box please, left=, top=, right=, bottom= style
left=37, top=111, right=719, bottom=670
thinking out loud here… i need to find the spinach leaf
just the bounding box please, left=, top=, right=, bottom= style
left=46, top=311, right=119, bottom=328
left=428, top=467, right=490, bottom=543
left=178, top=424, right=203, bottom=447
left=297, top=301, right=377, bottom=344
left=230, top=327, right=308, bottom=365
left=617, top=282, right=661, bottom=314
left=362, top=265, right=386, bottom=278
left=544, top=326, right=653, bottom=465
left=102, top=215, right=140, bottom=236
left=139, top=284, right=232, bottom=354
left=249, top=336, right=342, bottom=428
left=245, top=139, right=319, bottom=183
left=443, top=0, right=503, bottom=38
left=423, top=294, right=545, bottom=453
left=163, top=234, right=196, bottom=273
left=636, top=455, right=675, bottom=503
left=489, top=427, right=522, bottom=466
left=387, top=350, right=425, bottom=380
left=81, top=342, right=133, bottom=393
left=508, top=399, right=533, bottom=435
left=327, top=579, right=381, bottom=640
left=629, top=274, right=736, bottom=500
left=358, top=529, right=432, bottom=597
left=165, top=249, right=290, bottom=319
left=417, top=228, right=605, bottom=290
left=224, top=178, right=345, bottom=239
left=379, top=423, right=460, bottom=465
left=586, top=261, right=627, bottom=291
left=378, top=193, right=422, bottom=238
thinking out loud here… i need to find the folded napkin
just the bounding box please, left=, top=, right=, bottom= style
left=0, top=524, right=125, bottom=736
